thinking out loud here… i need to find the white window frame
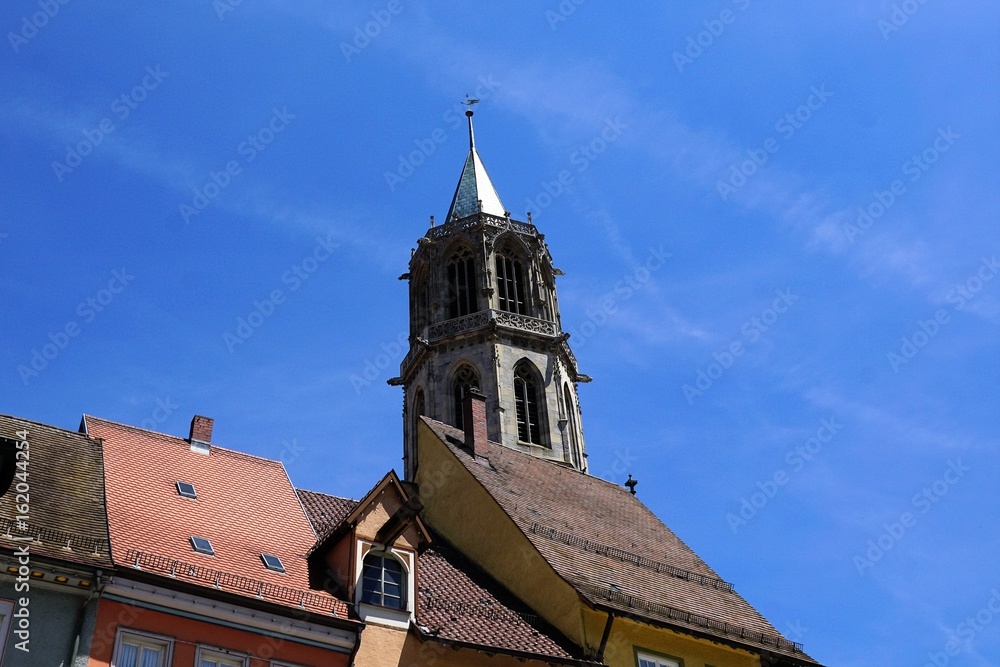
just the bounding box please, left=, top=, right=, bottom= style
left=111, top=628, right=175, bottom=667
left=354, top=540, right=415, bottom=628
left=635, top=650, right=683, bottom=667
left=195, top=645, right=250, bottom=667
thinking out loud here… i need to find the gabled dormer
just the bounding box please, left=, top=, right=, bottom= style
left=307, top=471, right=430, bottom=629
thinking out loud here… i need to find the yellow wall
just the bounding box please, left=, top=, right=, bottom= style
left=414, top=419, right=594, bottom=650
left=582, top=607, right=761, bottom=667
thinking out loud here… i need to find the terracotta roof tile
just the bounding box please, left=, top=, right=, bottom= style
left=417, top=541, right=582, bottom=660
left=0, top=414, right=112, bottom=568
left=423, top=417, right=820, bottom=664
left=84, top=415, right=349, bottom=617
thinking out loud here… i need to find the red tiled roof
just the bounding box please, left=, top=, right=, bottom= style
left=423, top=417, right=820, bottom=665
left=84, top=415, right=349, bottom=618
left=298, top=487, right=589, bottom=664
left=417, top=541, right=584, bottom=661
left=0, top=414, right=112, bottom=569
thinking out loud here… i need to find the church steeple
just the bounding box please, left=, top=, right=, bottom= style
left=446, top=110, right=505, bottom=220
left=391, top=109, right=590, bottom=481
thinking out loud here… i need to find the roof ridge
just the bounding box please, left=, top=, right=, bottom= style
left=2, top=413, right=98, bottom=441
left=420, top=415, right=643, bottom=496
left=84, top=414, right=284, bottom=466
left=296, top=488, right=358, bottom=504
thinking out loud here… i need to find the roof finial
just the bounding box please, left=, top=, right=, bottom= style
left=625, top=474, right=638, bottom=495
left=463, top=95, right=479, bottom=150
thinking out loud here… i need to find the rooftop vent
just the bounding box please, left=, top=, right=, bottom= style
left=625, top=474, right=638, bottom=496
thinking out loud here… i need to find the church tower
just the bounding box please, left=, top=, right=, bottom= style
left=391, top=109, right=590, bottom=481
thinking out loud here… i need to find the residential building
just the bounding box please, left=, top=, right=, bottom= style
left=0, top=415, right=112, bottom=667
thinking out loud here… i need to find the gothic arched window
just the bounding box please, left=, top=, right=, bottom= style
left=411, top=268, right=430, bottom=337
left=495, top=242, right=527, bottom=315
left=514, top=362, right=544, bottom=445
left=452, top=364, right=480, bottom=430
left=564, top=383, right=581, bottom=468
left=446, top=246, right=478, bottom=319
left=360, top=552, right=405, bottom=610
left=412, top=387, right=425, bottom=437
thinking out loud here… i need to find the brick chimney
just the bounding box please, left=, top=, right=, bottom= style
left=462, top=388, right=488, bottom=457
left=189, top=415, right=213, bottom=454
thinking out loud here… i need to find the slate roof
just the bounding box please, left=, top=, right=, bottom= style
left=0, top=414, right=112, bottom=569
left=446, top=113, right=506, bottom=220
left=423, top=417, right=821, bottom=665
left=298, top=487, right=589, bottom=664
left=84, top=415, right=350, bottom=618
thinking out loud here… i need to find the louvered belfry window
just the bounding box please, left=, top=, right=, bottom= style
left=446, top=247, right=477, bottom=319
left=495, top=243, right=527, bottom=315
left=514, top=363, right=543, bottom=445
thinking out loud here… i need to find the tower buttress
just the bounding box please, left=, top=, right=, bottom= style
left=390, top=110, right=590, bottom=480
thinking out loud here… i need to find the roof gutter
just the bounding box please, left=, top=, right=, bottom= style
left=411, top=623, right=600, bottom=667
left=587, top=600, right=819, bottom=667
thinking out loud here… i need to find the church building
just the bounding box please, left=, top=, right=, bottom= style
left=0, top=109, right=823, bottom=667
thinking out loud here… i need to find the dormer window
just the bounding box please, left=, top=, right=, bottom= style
left=176, top=482, right=197, bottom=499
left=360, top=552, right=405, bottom=610
left=190, top=536, right=214, bottom=556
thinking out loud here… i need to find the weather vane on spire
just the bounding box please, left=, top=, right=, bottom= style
left=463, top=95, right=479, bottom=149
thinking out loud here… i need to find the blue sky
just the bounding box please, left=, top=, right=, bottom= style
left=2, top=1, right=998, bottom=664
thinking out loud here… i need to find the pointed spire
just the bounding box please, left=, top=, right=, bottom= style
left=446, top=109, right=506, bottom=221
left=467, top=108, right=476, bottom=150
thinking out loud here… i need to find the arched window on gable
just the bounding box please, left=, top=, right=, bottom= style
left=514, top=362, right=544, bottom=446
left=452, top=364, right=480, bottom=430
left=446, top=246, right=478, bottom=319
left=495, top=241, right=528, bottom=315
left=360, top=551, right=406, bottom=610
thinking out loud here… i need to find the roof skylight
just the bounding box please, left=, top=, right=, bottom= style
left=260, top=553, right=285, bottom=572
left=190, top=536, right=214, bottom=555
left=176, top=481, right=197, bottom=498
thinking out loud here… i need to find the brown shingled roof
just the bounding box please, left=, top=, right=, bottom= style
left=84, top=415, right=351, bottom=618
left=296, top=489, right=357, bottom=534
left=422, top=417, right=820, bottom=665
left=0, top=414, right=112, bottom=568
